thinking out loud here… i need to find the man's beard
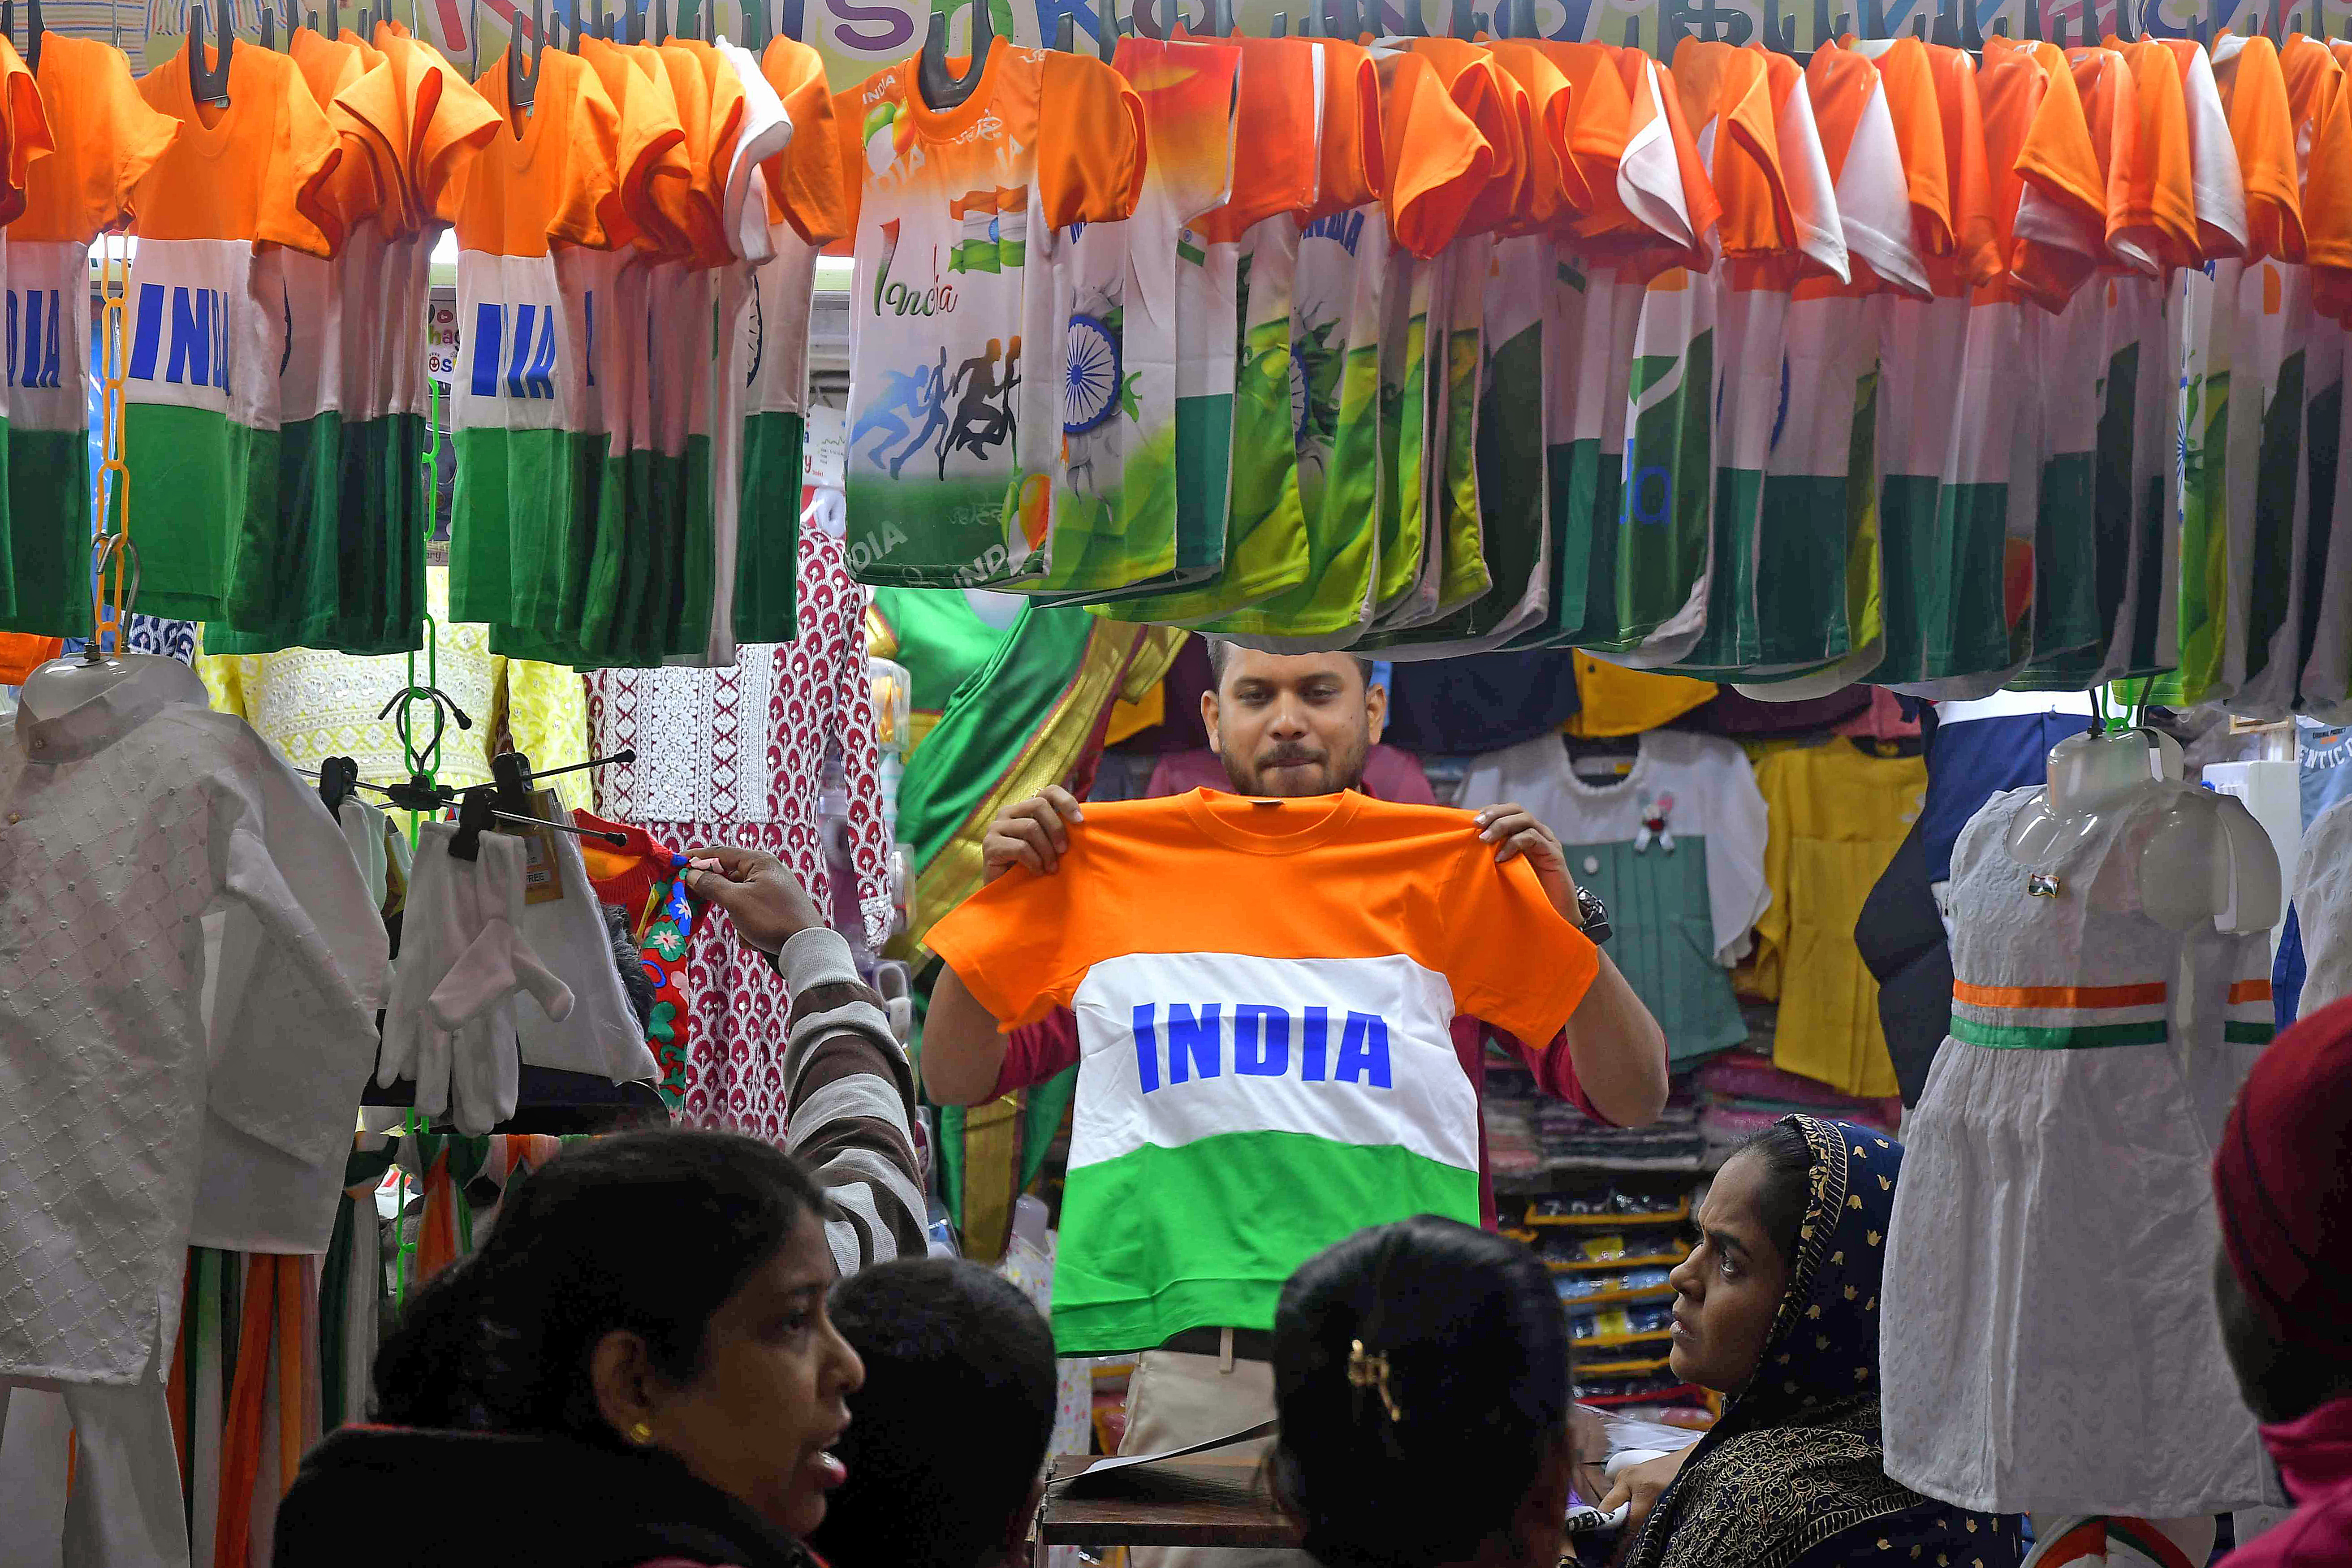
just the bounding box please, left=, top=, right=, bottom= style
left=1221, top=734, right=1370, bottom=797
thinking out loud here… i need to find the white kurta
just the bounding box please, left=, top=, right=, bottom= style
left=0, top=659, right=389, bottom=1386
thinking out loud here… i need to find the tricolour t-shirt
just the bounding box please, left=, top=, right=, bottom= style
left=0, top=35, right=165, bottom=640
left=925, top=789, right=1598, bottom=1353
left=130, top=39, right=343, bottom=622
left=836, top=41, right=1143, bottom=589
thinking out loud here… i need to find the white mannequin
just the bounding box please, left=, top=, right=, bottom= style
left=13, top=645, right=208, bottom=727
left=2004, top=727, right=2279, bottom=935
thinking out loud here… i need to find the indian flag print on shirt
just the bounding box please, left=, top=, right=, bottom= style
left=6, top=239, right=94, bottom=633
left=1059, top=949, right=1481, bottom=1355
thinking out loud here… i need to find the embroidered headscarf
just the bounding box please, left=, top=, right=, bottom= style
left=1623, top=1117, right=1999, bottom=1568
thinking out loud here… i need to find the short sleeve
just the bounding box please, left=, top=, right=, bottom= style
left=1436, top=848, right=1598, bottom=1053
left=0, top=35, right=53, bottom=226
left=260, top=56, right=350, bottom=256
left=762, top=38, right=851, bottom=245
left=409, top=45, right=501, bottom=224
left=1038, top=52, right=1147, bottom=229
left=1376, top=50, right=1490, bottom=260
left=1705, top=746, right=1772, bottom=965
left=924, top=860, right=1098, bottom=1030
left=2217, top=34, right=2302, bottom=263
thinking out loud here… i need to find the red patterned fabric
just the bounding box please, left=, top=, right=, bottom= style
left=589, top=531, right=892, bottom=1140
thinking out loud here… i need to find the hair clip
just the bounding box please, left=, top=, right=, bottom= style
left=1347, top=1339, right=1405, bottom=1422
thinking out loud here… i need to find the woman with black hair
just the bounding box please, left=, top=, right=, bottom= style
left=272, top=851, right=920, bottom=1568
left=1614, top=1117, right=2025, bottom=1568
left=1269, top=1214, right=1578, bottom=1568
left=273, top=1129, right=861, bottom=1568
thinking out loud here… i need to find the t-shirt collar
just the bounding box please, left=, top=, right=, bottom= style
left=1180, top=786, right=1364, bottom=855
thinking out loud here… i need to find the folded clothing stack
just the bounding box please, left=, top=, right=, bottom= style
left=1695, top=1049, right=1901, bottom=1162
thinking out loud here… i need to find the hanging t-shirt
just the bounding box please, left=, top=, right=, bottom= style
left=1096, top=35, right=1324, bottom=624
left=2164, top=32, right=2301, bottom=708
left=1687, top=40, right=1918, bottom=686
left=129, top=40, right=343, bottom=623
left=444, top=48, right=624, bottom=644
left=924, top=789, right=1598, bottom=1352
left=836, top=41, right=1144, bottom=589
left=1460, top=730, right=1769, bottom=1064
left=1881, top=38, right=2105, bottom=695
left=1035, top=35, right=1243, bottom=601
left=1517, top=43, right=1714, bottom=654
left=0, top=33, right=51, bottom=631
left=1751, top=737, right=1925, bottom=1098
left=0, top=35, right=170, bottom=640
left=724, top=33, right=848, bottom=647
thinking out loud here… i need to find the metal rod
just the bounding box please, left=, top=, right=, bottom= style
left=526, top=748, right=637, bottom=782
left=489, top=808, right=630, bottom=847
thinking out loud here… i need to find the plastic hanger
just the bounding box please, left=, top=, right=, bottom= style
left=1816, top=0, right=1850, bottom=45
left=1321, top=0, right=1360, bottom=36
left=1203, top=0, right=1230, bottom=33
left=1762, top=0, right=1797, bottom=52
left=918, top=0, right=992, bottom=110
left=318, top=756, right=359, bottom=815
left=188, top=0, right=233, bottom=107
left=509, top=0, right=544, bottom=110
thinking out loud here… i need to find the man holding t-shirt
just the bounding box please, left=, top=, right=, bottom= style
left=924, top=645, right=1665, bottom=1558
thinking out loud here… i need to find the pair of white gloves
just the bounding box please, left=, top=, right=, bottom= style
left=379, top=822, right=575, bottom=1136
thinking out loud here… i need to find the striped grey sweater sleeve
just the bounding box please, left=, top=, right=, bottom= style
left=777, top=927, right=929, bottom=1275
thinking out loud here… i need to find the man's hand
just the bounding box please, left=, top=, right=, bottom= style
left=981, top=786, right=1087, bottom=883
left=682, top=844, right=823, bottom=956
left=1474, top=803, right=1581, bottom=924
left=1600, top=1443, right=1698, bottom=1550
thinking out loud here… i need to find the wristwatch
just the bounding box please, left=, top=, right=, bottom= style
left=1573, top=885, right=1613, bottom=946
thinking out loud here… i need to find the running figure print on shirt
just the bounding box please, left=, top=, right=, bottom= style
left=835, top=42, right=1143, bottom=589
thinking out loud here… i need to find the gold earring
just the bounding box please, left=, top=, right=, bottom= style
left=627, top=1421, right=655, bottom=1446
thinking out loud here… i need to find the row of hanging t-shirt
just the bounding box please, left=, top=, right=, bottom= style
left=832, top=26, right=2352, bottom=719
left=0, top=18, right=837, bottom=671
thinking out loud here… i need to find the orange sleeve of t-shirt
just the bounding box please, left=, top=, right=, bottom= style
left=1673, top=39, right=1788, bottom=259
left=2112, top=40, right=2197, bottom=272
left=1930, top=41, right=2000, bottom=285
left=925, top=858, right=1103, bottom=1030
left=1194, top=37, right=1320, bottom=241
left=2218, top=35, right=2303, bottom=263
left=1411, top=39, right=1525, bottom=238
left=1866, top=38, right=1953, bottom=256
left=1306, top=38, right=1383, bottom=215
left=2283, top=39, right=2352, bottom=314
left=552, top=54, right=625, bottom=251
left=411, top=45, right=501, bottom=229
left=1648, top=51, right=1724, bottom=267
left=1375, top=49, right=1491, bottom=259
left=1491, top=42, right=1588, bottom=229
left=1038, top=50, right=1147, bottom=229
left=259, top=55, right=348, bottom=257
left=760, top=38, right=850, bottom=245
left=1434, top=847, right=1600, bottom=1059
left=1549, top=42, right=1635, bottom=240
left=831, top=81, right=868, bottom=248
left=0, top=35, right=52, bottom=226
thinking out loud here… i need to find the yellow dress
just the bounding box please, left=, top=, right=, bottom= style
left=197, top=568, right=594, bottom=812
left=1751, top=738, right=1927, bottom=1098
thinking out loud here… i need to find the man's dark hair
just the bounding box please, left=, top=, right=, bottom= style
left=811, top=1259, right=1059, bottom=1568
left=1203, top=638, right=1376, bottom=695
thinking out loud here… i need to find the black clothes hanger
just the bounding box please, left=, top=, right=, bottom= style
left=189, top=0, right=233, bottom=107
left=509, top=0, right=544, bottom=110
left=318, top=756, right=359, bottom=815
left=0, top=0, right=42, bottom=70
left=918, top=0, right=992, bottom=111
left=1762, top=0, right=1797, bottom=52
left=1817, top=0, right=1850, bottom=46
left=1322, top=0, right=1360, bottom=36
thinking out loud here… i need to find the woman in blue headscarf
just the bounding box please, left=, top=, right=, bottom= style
left=1617, top=1116, right=2025, bottom=1568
